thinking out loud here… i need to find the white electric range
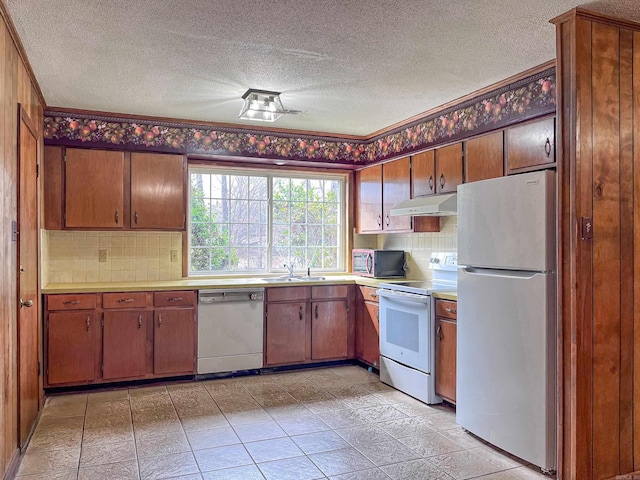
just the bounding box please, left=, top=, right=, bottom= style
left=377, top=252, right=457, bottom=404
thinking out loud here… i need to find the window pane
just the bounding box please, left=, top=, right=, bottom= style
left=190, top=169, right=343, bottom=274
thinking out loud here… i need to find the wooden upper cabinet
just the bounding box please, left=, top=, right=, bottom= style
left=465, top=131, right=504, bottom=183
left=412, top=150, right=436, bottom=197
left=64, top=149, right=125, bottom=228
left=382, top=157, right=412, bottom=232
left=131, top=153, right=186, bottom=230
left=506, top=117, right=555, bottom=172
left=435, top=143, right=463, bottom=193
left=356, top=165, right=383, bottom=233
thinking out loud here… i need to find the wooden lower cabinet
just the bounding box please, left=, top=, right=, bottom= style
left=434, top=299, right=457, bottom=404
left=154, top=308, right=196, bottom=375
left=265, top=302, right=308, bottom=366
left=355, top=286, right=380, bottom=368
left=311, top=300, right=348, bottom=360
left=103, top=310, right=149, bottom=379
left=45, top=291, right=196, bottom=387
left=264, top=286, right=354, bottom=367
left=46, top=311, right=98, bottom=385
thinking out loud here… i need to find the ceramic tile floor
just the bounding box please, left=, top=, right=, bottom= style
left=16, top=366, right=554, bottom=480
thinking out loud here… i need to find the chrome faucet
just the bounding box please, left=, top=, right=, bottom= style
left=284, top=263, right=295, bottom=278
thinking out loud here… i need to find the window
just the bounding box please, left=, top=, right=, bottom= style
left=189, top=167, right=345, bottom=275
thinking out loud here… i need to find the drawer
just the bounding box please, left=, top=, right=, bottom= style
left=435, top=299, right=457, bottom=320
left=266, top=287, right=310, bottom=302
left=103, top=292, right=147, bottom=309
left=359, top=286, right=379, bottom=303
left=312, top=285, right=349, bottom=299
left=47, top=294, right=97, bottom=311
left=154, top=290, right=196, bottom=307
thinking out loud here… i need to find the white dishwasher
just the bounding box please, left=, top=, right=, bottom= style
left=197, top=288, right=265, bottom=374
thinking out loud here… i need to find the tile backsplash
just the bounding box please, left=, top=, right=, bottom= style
left=377, top=216, right=457, bottom=280
left=43, top=230, right=183, bottom=284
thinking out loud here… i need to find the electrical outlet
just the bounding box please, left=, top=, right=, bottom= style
left=98, top=249, right=108, bottom=263
left=171, top=250, right=178, bottom=262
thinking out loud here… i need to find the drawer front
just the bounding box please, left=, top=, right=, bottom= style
left=312, top=285, right=349, bottom=299
left=435, top=299, right=457, bottom=320
left=359, top=286, right=379, bottom=303
left=47, top=294, right=97, bottom=311
left=154, top=290, right=196, bottom=307
left=266, top=287, right=311, bottom=302
left=103, top=292, right=147, bottom=309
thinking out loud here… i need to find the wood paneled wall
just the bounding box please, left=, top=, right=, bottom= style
left=0, top=3, right=44, bottom=478
left=554, top=9, right=640, bottom=480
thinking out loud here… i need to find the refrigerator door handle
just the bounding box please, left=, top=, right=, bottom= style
left=461, top=266, right=548, bottom=279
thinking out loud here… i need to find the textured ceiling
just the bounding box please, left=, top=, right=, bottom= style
left=7, top=0, right=640, bottom=136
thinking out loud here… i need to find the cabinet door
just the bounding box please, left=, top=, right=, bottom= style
left=506, top=117, right=555, bottom=172
left=361, top=301, right=380, bottom=367
left=103, top=310, right=149, bottom=379
left=382, top=157, right=412, bottom=231
left=435, top=143, right=463, bottom=193
left=311, top=300, right=348, bottom=360
left=65, top=149, right=125, bottom=228
left=356, top=165, right=383, bottom=233
left=131, top=153, right=186, bottom=230
left=154, top=309, right=196, bottom=375
left=265, top=302, right=307, bottom=365
left=465, top=131, right=504, bottom=183
left=412, top=150, right=436, bottom=196
left=435, top=317, right=457, bottom=403
left=47, top=311, right=97, bottom=385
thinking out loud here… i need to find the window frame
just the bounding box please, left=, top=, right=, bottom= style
left=187, top=164, right=348, bottom=277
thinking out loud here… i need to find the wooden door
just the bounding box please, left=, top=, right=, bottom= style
left=311, top=300, right=348, bottom=360
left=382, top=157, right=412, bottom=231
left=356, top=165, right=383, bottom=233
left=103, top=311, right=149, bottom=379
left=412, top=150, right=436, bottom=196
left=361, top=301, right=379, bottom=367
left=265, top=302, right=307, bottom=365
left=435, top=143, right=463, bottom=193
left=65, top=148, right=125, bottom=228
left=154, top=309, right=196, bottom=375
left=17, top=107, right=39, bottom=447
left=506, top=117, right=555, bottom=172
left=131, top=153, right=185, bottom=229
left=435, top=318, right=457, bottom=403
left=47, top=312, right=97, bottom=385
left=465, top=131, right=504, bottom=183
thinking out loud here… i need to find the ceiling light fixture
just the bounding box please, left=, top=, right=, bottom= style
left=239, top=89, right=300, bottom=122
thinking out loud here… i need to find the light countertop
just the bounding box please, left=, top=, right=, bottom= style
left=432, top=291, right=458, bottom=301
left=42, top=275, right=408, bottom=294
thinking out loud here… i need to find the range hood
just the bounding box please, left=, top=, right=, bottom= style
left=389, top=193, right=457, bottom=217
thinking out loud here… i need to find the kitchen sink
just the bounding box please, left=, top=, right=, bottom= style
left=260, top=276, right=326, bottom=282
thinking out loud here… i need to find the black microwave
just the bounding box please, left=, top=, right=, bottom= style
left=352, top=249, right=406, bottom=278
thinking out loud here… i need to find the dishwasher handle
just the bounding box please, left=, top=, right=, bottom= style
left=199, top=290, right=265, bottom=304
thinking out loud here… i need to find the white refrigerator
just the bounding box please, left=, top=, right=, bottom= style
left=456, top=170, right=556, bottom=472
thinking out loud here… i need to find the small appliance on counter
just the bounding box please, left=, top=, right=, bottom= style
left=352, top=249, right=405, bottom=278
left=376, top=252, right=457, bottom=404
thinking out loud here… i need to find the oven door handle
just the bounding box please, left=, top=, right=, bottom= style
left=376, top=289, right=430, bottom=304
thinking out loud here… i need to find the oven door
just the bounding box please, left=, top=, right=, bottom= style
left=377, top=289, right=431, bottom=373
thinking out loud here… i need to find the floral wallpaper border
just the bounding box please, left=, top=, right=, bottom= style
left=44, top=68, right=556, bottom=165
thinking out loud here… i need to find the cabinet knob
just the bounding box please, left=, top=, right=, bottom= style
left=315, top=304, right=319, bottom=319
left=429, top=175, right=434, bottom=191
left=158, top=314, right=162, bottom=327
left=117, top=298, right=135, bottom=303
left=377, top=214, right=382, bottom=227
left=63, top=300, right=80, bottom=305
left=134, top=211, right=139, bottom=224
left=445, top=307, right=457, bottom=314
left=439, top=173, right=445, bottom=189
left=138, top=315, right=142, bottom=329
left=544, top=137, right=552, bottom=158
left=385, top=214, right=390, bottom=227
left=437, top=324, right=442, bottom=340
left=86, top=316, right=91, bottom=331
left=299, top=306, right=303, bottom=321
left=115, top=209, right=119, bottom=224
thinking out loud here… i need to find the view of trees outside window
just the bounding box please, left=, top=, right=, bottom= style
left=189, top=169, right=342, bottom=274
